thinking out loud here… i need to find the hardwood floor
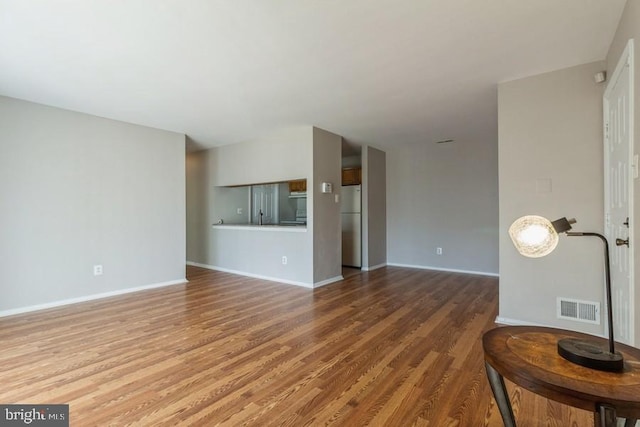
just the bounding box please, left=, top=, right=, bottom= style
left=0, top=266, right=594, bottom=426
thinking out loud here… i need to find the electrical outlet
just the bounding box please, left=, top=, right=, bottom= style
left=237, top=208, right=243, bottom=215
left=93, top=265, right=103, bottom=276
left=436, top=247, right=443, bottom=255
left=282, top=256, right=287, bottom=265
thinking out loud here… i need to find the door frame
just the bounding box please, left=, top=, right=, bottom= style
left=603, top=38, right=635, bottom=345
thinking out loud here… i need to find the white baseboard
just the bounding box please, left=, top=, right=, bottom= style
left=314, top=275, right=344, bottom=288
left=387, top=262, right=499, bottom=277
left=494, top=316, right=547, bottom=327
left=0, top=278, right=187, bottom=318
left=187, top=261, right=314, bottom=288
left=362, top=263, right=386, bottom=272
left=187, top=261, right=214, bottom=269
left=494, top=316, right=607, bottom=339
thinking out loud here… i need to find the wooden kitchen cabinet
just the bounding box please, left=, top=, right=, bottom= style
left=288, top=179, right=307, bottom=192
left=342, top=168, right=361, bottom=186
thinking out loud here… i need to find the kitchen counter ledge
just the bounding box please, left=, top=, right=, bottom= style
left=212, top=224, right=307, bottom=232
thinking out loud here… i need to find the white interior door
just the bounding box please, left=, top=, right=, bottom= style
left=604, top=39, right=634, bottom=345
left=251, top=184, right=279, bottom=224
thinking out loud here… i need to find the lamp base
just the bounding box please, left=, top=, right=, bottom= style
left=557, top=338, right=624, bottom=372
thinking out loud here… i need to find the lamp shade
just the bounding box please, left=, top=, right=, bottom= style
left=508, top=215, right=559, bottom=258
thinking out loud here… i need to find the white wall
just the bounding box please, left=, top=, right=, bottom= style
left=186, top=127, right=316, bottom=285
left=606, top=0, right=640, bottom=345
left=312, top=127, right=342, bottom=283
left=0, top=96, right=186, bottom=314
left=212, top=126, right=312, bottom=186
left=386, top=136, right=498, bottom=275
left=187, top=126, right=345, bottom=287
left=498, top=62, right=606, bottom=334
left=342, top=155, right=361, bottom=168
left=362, top=146, right=387, bottom=270
left=212, top=186, right=250, bottom=224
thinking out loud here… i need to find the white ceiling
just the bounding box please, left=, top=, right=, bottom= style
left=0, top=1, right=627, bottom=152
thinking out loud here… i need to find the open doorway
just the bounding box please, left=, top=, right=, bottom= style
left=342, top=141, right=362, bottom=270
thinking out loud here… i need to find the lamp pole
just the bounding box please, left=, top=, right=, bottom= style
left=565, top=232, right=615, bottom=355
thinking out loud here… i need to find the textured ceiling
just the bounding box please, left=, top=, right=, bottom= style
left=0, top=1, right=627, bottom=151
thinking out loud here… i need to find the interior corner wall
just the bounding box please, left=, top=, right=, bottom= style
left=361, top=146, right=387, bottom=270
left=606, top=0, right=640, bottom=345
left=386, top=137, right=498, bottom=275
left=0, top=96, right=186, bottom=314
left=498, top=61, right=606, bottom=334
left=312, top=127, right=342, bottom=284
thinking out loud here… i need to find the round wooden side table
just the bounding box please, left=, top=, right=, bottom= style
left=483, top=326, right=640, bottom=427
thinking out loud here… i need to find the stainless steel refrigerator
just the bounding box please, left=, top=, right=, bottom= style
left=341, top=185, right=362, bottom=267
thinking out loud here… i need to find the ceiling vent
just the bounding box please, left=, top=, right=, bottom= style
left=557, top=297, right=600, bottom=324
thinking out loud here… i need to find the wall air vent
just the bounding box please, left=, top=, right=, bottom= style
left=556, top=297, right=600, bottom=324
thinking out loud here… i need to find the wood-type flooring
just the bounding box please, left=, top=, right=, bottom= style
left=0, top=266, right=594, bottom=426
